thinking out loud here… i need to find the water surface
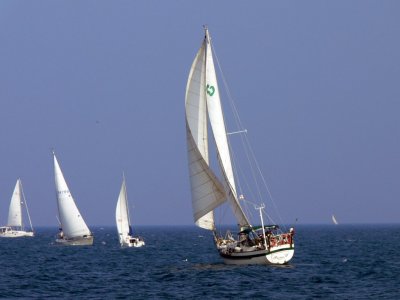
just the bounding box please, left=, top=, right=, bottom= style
left=0, top=225, right=399, bottom=299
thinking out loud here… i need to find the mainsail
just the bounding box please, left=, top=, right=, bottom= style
left=53, top=153, right=91, bottom=239
left=116, top=178, right=131, bottom=237
left=185, top=28, right=250, bottom=230
left=7, top=179, right=23, bottom=228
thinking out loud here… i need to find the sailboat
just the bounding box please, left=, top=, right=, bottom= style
left=185, top=27, right=294, bottom=264
left=115, top=175, right=145, bottom=247
left=0, top=179, right=34, bottom=238
left=53, top=152, right=93, bottom=245
left=332, top=214, right=339, bottom=225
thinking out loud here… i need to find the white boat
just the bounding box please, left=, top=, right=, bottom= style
left=53, top=152, right=93, bottom=246
left=116, top=176, right=145, bottom=247
left=0, top=179, right=34, bottom=238
left=332, top=214, right=339, bottom=225
left=185, top=27, right=294, bottom=264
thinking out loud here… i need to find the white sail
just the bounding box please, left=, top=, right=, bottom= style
left=116, top=178, right=131, bottom=237
left=185, top=34, right=227, bottom=230
left=184, top=27, right=295, bottom=265
left=332, top=214, right=339, bottom=225
left=7, top=179, right=23, bottom=228
left=203, top=29, right=250, bottom=228
left=53, top=153, right=91, bottom=239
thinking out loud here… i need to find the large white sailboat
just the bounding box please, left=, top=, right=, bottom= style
left=0, top=179, right=34, bottom=238
left=115, top=176, right=145, bottom=247
left=185, top=27, right=295, bottom=264
left=53, top=152, right=93, bottom=246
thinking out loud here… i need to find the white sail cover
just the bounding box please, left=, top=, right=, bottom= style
left=185, top=34, right=227, bottom=230
left=115, top=178, right=131, bottom=237
left=53, top=153, right=91, bottom=239
left=7, top=179, right=23, bottom=227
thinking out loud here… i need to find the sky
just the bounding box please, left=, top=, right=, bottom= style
left=0, top=1, right=399, bottom=227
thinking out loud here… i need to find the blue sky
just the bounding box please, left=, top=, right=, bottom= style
left=0, top=1, right=399, bottom=226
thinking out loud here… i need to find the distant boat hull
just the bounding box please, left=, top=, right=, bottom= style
left=120, top=234, right=145, bottom=248
left=219, top=244, right=294, bottom=265
left=0, top=226, right=34, bottom=238
left=56, top=235, right=94, bottom=246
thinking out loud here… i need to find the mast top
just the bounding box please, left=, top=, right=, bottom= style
left=203, top=25, right=211, bottom=43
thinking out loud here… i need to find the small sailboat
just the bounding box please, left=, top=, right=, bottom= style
left=115, top=175, right=144, bottom=247
left=53, top=152, right=93, bottom=246
left=185, top=27, right=294, bottom=264
left=332, top=214, right=339, bottom=225
left=0, top=179, right=34, bottom=238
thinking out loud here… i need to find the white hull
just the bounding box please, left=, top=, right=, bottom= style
left=120, top=235, right=145, bottom=248
left=220, top=244, right=295, bottom=265
left=56, top=235, right=94, bottom=246
left=0, top=229, right=34, bottom=238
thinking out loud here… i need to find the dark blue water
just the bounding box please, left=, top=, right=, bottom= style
left=0, top=225, right=399, bottom=299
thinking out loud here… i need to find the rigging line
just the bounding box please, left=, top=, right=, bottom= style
left=226, top=127, right=262, bottom=224
left=212, top=44, right=264, bottom=206
left=212, top=43, right=287, bottom=230
left=229, top=148, right=258, bottom=221
left=20, top=179, right=34, bottom=232
left=226, top=124, right=260, bottom=220
left=243, top=133, right=286, bottom=231
left=215, top=133, right=251, bottom=227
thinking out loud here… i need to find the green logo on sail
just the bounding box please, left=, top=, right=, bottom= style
left=206, top=84, right=215, bottom=96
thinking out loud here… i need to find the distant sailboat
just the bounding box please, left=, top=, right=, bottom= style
left=332, top=214, right=339, bottom=225
left=116, top=176, right=144, bottom=247
left=185, top=27, right=294, bottom=264
left=53, top=152, right=93, bottom=245
left=0, top=179, right=34, bottom=237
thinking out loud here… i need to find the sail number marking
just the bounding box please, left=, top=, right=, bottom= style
left=206, top=84, right=215, bottom=96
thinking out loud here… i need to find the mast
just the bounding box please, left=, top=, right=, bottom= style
left=204, top=27, right=251, bottom=228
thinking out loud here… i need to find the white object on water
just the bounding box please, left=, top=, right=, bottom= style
left=0, top=179, right=34, bottom=238
left=332, top=214, right=339, bottom=225
left=115, top=175, right=145, bottom=248
left=185, top=27, right=294, bottom=265
left=53, top=152, right=93, bottom=246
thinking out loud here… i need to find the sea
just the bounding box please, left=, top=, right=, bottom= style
left=0, top=224, right=399, bottom=299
